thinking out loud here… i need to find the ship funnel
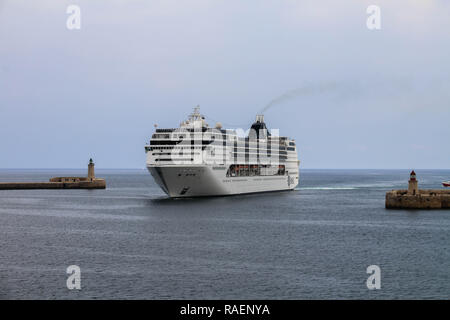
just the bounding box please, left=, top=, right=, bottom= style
left=250, top=114, right=270, bottom=139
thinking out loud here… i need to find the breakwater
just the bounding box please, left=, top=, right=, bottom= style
left=385, top=171, right=450, bottom=209
left=0, top=159, right=106, bottom=190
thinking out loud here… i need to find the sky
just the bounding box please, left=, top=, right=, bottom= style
left=0, top=0, right=449, bottom=169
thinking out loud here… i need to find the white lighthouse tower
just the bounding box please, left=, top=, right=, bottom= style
left=408, top=170, right=419, bottom=195
left=88, top=158, right=95, bottom=181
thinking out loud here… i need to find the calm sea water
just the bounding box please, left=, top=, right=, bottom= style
left=0, top=169, right=449, bottom=299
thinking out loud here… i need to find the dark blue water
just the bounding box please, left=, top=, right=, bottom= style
left=0, top=169, right=449, bottom=299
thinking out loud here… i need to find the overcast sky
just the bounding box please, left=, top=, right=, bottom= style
left=1, top=0, right=449, bottom=169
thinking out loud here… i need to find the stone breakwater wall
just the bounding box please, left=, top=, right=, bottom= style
left=0, top=179, right=106, bottom=190
left=386, top=189, right=450, bottom=209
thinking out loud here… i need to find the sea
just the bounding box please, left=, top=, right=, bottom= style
left=0, top=169, right=449, bottom=299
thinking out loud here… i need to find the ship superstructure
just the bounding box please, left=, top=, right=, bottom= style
left=145, top=107, right=300, bottom=197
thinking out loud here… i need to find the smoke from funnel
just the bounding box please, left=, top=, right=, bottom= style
left=260, top=83, right=337, bottom=114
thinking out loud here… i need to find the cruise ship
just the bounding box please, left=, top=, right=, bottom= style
left=145, top=107, right=300, bottom=197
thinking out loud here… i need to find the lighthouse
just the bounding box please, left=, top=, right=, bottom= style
left=408, top=170, right=419, bottom=195
left=88, top=158, right=95, bottom=181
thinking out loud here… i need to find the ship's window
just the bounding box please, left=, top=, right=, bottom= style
left=225, top=164, right=286, bottom=177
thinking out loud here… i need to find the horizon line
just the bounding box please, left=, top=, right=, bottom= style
left=0, top=168, right=449, bottom=171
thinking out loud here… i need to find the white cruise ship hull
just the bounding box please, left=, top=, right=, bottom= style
left=148, top=165, right=299, bottom=198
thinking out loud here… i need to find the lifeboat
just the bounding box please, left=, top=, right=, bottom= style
left=443, top=181, right=450, bottom=187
